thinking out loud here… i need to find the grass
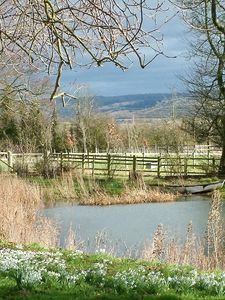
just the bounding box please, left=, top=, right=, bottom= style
left=0, top=241, right=225, bottom=300
left=0, top=242, right=225, bottom=299
left=78, top=186, right=178, bottom=205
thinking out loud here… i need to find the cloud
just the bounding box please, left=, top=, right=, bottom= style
left=62, top=13, right=190, bottom=96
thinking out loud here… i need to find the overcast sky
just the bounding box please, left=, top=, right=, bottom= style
left=61, top=11, right=191, bottom=97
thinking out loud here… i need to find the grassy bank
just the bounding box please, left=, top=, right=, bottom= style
left=0, top=241, right=225, bottom=300
left=27, top=174, right=179, bottom=205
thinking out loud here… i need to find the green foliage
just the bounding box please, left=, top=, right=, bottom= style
left=94, top=178, right=125, bottom=195
left=18, top=101, right=49, bottom=152
left=0, top=244, right=225, bottom=300
left=0, top=86, right=19, bottom=148
left=51, top=107, right=67, bottom=152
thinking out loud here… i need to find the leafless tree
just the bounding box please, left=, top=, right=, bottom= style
left=172, top=1, right=225, bottom=175
left=0, top=0, right=172, bottom=102
left=74, top=92, right=95, bottom=153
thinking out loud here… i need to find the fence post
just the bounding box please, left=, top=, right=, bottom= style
left=7, top=151, right=13, bottom=171
left=87, top=152, right=90, bottom=168
left=82, top=154, right=85, bottom=174
left=133, top=155, right=137, bottom=175
left=184, top=157, right=188, bottom=176
left=157, top=156, right=161, bottom=178
left=92, top=155, right=95, bottom=177
left=107, top=154, right=111, bottom=177
left=60, top=152, right=63, bottom=176
left=142, top=152, right=145, bottom=169
left=212, top=157, right=216, bottom=173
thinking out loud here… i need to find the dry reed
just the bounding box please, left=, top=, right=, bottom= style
left=42, top=174, right=77, bottom=204
left=142, top=191, right=225, bottom=270
left=0, top=175, right=58, bottom=247
left=41, top=172, right=178, bottom=206
left=79, top=187, right=177, bottom=206
left=64, top=223, right=86, bottom=251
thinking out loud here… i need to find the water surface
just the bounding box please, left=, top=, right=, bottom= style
left=44, top=195, right=225, bottom=253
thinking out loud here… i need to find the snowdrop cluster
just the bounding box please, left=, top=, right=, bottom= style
left=166, top=269, right=225, bottom=296
left=0, top=246, right=225, bottom=296
left=114, top=268, right=168, bottom=292
left=112, top=267, right=225, bottom=296
left=194, top=272, right=225, bottom=295
left=0, top=248, right=82, bottom=288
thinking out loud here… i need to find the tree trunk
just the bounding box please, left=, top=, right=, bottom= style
left=218, top=119, right=225, bottom=176
left=219, top=144, right=225, bottom=176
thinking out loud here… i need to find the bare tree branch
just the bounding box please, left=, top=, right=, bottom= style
left=0, top=0, right=171, bottom=100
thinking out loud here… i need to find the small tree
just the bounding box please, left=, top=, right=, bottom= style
left=73, top=94, right=95, bottom=153
left=106, top=119, right=123, bottom=152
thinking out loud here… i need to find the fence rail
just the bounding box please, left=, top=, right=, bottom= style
left=50, top=153, right=220, bottom=177
left=0, top=151, right=221, bottom=178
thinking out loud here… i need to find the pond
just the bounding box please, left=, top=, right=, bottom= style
left=44, top=195, right=225, bottom=255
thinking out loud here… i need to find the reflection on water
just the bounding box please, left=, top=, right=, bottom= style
left=44, top=195, right=225, bottom=253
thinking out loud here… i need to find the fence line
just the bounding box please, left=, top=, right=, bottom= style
left=50, top=153, right=220, bottom=177
left=0, top=151, right=221, bottom=178
left=89, top=144, right=222, bottom=157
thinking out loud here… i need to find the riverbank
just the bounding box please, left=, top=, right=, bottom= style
left=27, top=175, right=179, bottom=205
left=26, top=174, right=225, bottom=205
left=0, top=241, right=225, bottom=300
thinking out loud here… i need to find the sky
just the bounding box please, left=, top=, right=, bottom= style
left=61, top=8, right=191, bottom=97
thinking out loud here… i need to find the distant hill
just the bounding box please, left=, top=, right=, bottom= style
left=96, top=93, right=169, bottom=111
left=57, top=92, right=192, bottom=122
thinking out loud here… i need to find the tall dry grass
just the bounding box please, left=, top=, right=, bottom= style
left=142, top=191, right=225, bottom=270
left=42, top=174, right=77, bottom=205
left=41, top=172, right=178, bottom=206
left=0, top=175, right=58, bottom=247
left=79, top=187, right=177, bottom=206
left=78, top=173, right=178, bottom=206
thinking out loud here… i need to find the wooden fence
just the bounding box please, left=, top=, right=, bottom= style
left=0, top=151, right=221, bottom=178
left=50, top=153, right=220, bottom=177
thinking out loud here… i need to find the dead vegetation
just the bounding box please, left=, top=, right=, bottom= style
left=0, top=175, right=58, bottom=247
left=142, top=191, right=225, bottom=270
left=42, top=172, right=178, bottom=206
left=78, top=187, right=177, bottom=206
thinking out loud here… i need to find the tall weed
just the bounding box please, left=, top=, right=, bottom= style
left=0, top=175, right=58, bottom=247
left=142, top=191, right=225, bottom=270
